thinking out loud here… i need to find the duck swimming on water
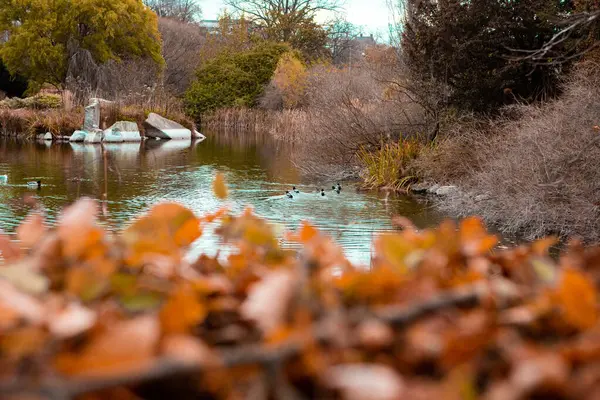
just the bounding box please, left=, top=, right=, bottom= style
left=292, top=186, right=299, bottom=194
left=27, top=180, right=41, bottom=190
left=320, top=188, right=325, bottom=197
left=285, top=190, right=293, bottom=199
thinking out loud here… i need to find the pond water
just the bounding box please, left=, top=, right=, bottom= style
left=0, top=132, right=446, bottom=265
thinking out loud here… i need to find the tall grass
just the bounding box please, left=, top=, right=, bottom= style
left=202, top=108, right=307, bottom=141
left=0, top=108, right=82, bottom=138
left=357, top=140, right=421, bottom=190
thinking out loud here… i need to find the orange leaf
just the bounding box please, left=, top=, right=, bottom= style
left=160, top=285, right=206, bottom=334
left=213, top=172, right=228, bottom=200
left=556, top=269, right=598, bottom=330
left=299, top=221, right=318, bottom=243
left=55, top=315, right=159, bottom=378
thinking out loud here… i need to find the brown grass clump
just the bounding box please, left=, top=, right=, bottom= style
left=0, top=108, right=82, bottom=138
left=419, top=63, right=600, bottom=241
left=202, top=108, right=308, bottom=141
left=358, top=140, right=421, bottom=190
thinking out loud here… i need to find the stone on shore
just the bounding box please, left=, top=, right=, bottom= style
left=83, top=129, right=104, bottom=144
left=434, top=185, right=458, bottom=196
left=193, top=130, right=206, bottom=141
left=410, top=182, right=430, bottom=194
left=104, top=121, right=142, bottom=142
left=69, top=130, right=87, bottom=142
left=83, top=100, right=100, bottom=131
left=143, top=113, right=191, bottom=140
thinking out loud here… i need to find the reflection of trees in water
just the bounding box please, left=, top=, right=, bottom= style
left=205, top=128, right=298, bottom=183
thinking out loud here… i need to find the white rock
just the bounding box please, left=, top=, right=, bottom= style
left=435, top=185, right=458, bottom=196
left=83, top=100, right=100, bottom=131
left=193, top=130, right=206, bottom=141
left=83, top=129, right=104, bottom=144
left=69, top=130, right=87, bottom=142
left=144, top=113, right=191, bottom=140
left=103, top=121, right=141, bottom=142
left=427, top=184, right=440, bottom=194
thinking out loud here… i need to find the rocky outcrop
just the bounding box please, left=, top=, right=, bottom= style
left=69, top=130, right=87, bottom=142
left=83, top=129, right=103, bottom=144
left=143, top=113, right=191, bottom=140
left=104, top=121, right=142, bottom=142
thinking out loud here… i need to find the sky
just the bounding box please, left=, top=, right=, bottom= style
left=201, top=0, right=393, bottom=39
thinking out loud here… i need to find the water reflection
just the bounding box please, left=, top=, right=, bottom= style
left=0, top=132, right=445, bottom=265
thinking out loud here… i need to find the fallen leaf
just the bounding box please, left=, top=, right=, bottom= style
left=55, top=315, right=159, bottom=378
left=325, top=363, right=404, bottom=400
left=556, top=268, right=597, bottom=330
left=160, top=285, right=206, bottom=334
left=0, top=280, right=44, bottom=324
left=0, top=230, right=22, bottom=262
left=240, top=270, right=296, bottom=335
left=48, top=302, right=97, bottom=339
left=161, top=335, right=220, bottom=367
left=16, top=212, right=46, bottom=249
left=213, top=172, right=228, bottom=200
left=0, top=261, right=49, bottom=294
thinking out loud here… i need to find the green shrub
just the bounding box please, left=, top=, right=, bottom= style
left=184, top=42, right=290, bottom=119
left=0, top=93, right=62, bottom=110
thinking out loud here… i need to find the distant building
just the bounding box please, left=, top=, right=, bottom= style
left=199, top=19, right=219, bottom=33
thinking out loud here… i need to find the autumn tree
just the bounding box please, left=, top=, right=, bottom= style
left=144, top=0, right=202, bottom=23
left=400, top=0, right=573, bottom=113
left=224, top=0, right=342, bottom=58
left=0, top=0, right=163, bottom=90
left=326, top=18, right=362, bottom=65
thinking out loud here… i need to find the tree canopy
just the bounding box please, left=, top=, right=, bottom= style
left=144, top=0, right=202, bottom=23
left=0, top=0, right=164, bottom=89
left=401, top=0, right=574, bottom=112
left=224, top=0, right=341, bottom=59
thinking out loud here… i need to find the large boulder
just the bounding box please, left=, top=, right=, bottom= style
left=104, top=121, right=142, bottom=142
left=143, top=113, right=191, bottom=140
left=193, top=130, right=206, bottom=141
left=83, top=100, right=100, bottom=131
left=69, top=130, right=87, bottom=142
left=84, top=129, right=104, bottom=144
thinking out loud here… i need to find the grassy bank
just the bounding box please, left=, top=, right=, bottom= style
left=0, top=96, right=196, bottom=139
left=412, top=64, right=600, bottom=241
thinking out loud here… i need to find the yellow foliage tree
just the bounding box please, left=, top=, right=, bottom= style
left=272, top=52, right=307, bottom=109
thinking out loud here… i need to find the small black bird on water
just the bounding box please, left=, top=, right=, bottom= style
left=285, top=190, right=293, bottom=199
left=320, top=188, right=325, bottom=197
left=292, top=186, right=299, bottom=194
left=336, top=183, right=342, bottom=191
left=27, top=180, right=41, bottom=190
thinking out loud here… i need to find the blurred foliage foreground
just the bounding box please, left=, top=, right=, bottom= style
left=0, top=174, right=599, bottom=400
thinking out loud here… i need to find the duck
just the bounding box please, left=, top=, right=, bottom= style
left=292, top=186, right=299, bottom=194
left=320, top=188, right=325, bottom=197
left=285, top=190, right=293, bottom=199
left=331, top=185, right=340, bottom=194
left=336, top=183, right=342, bottom=191
left=0, top=175, right=7, bottom=185
left=27, top=180, right=41, bottom=190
